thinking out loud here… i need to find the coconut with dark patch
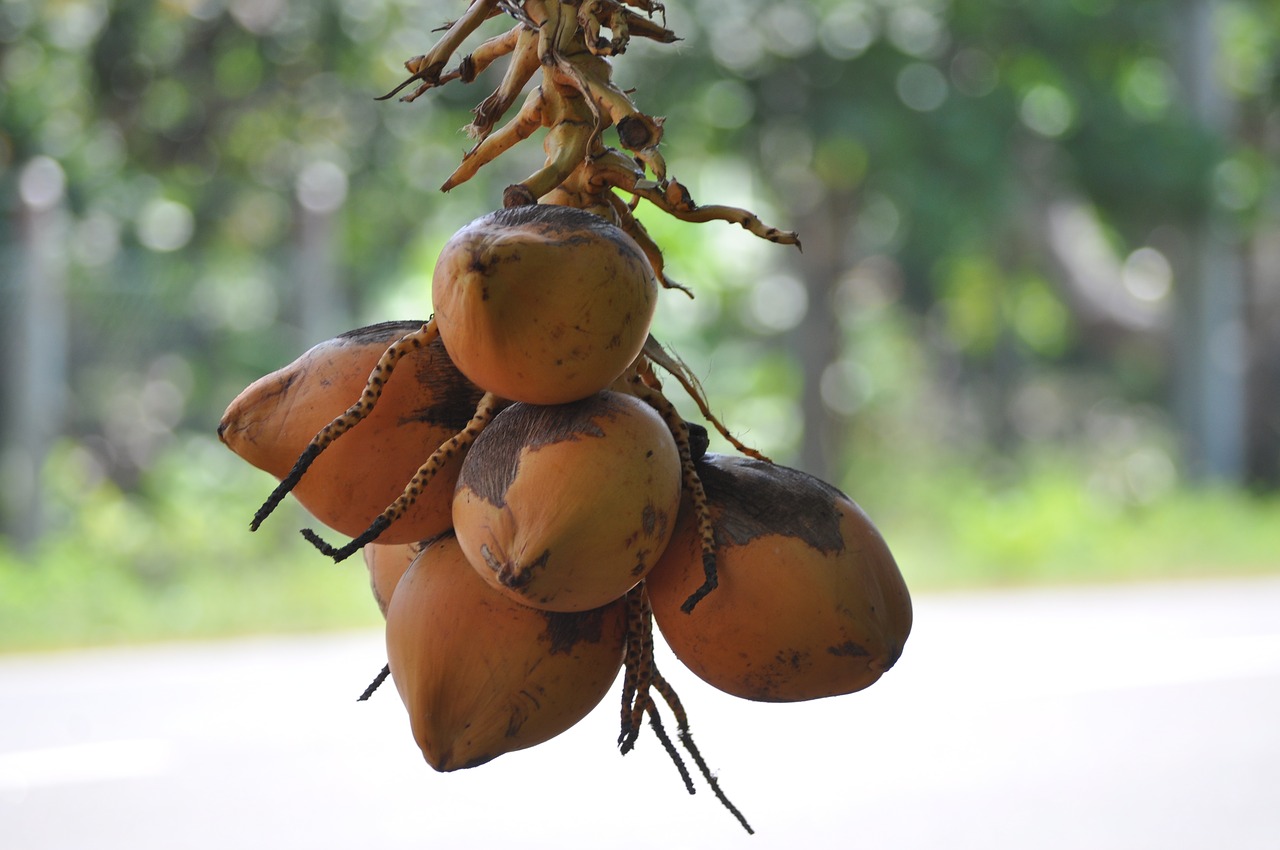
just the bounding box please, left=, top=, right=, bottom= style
left=431, top=204, right=659, bottom=405
left=218, top=320, right=485, bottom=544
left=645, top=453, right=913, bottom=702
left=385, top=533, right=627, bottom=773
left=452, top=391, right=682, bottom=612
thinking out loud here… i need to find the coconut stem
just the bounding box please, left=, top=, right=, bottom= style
left=357, top=664, right=391, bottom=701
left=628, top=376, right=721, bottom=612
left=618, top=582, right=753, bottom=834
left=300, top=390, right=503, bottom=562
left=618, top=583, right=654, bottom=753
left=653, top=671, right=754, bottom=835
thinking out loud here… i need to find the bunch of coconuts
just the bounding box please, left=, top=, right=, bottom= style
left=219, top=203, right=912, bottom=774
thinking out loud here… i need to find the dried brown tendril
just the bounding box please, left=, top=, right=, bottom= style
left=249, top=320, right=442, bottom=533
left=382, top=0, right=798, bottom=285
left=300, top=391, right=503, bottom=562
left=618, top=583, right=753, bottom=835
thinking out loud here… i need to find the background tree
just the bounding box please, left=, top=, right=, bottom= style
left=622, top=0, right=1276, bottom=488
left=1, top=0, right=1277, bottom=604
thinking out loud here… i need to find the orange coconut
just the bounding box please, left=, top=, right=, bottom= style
left=218, top=321, right=484, bottom=543
left=362, top=539, right=430, bottom=618
left=385, top=533, right=627, bottom=771
left=431, top=205, right=658, bottom=405
left=452, top=391, right=681, bottom=612
left=645, top=454, right=912, bottom=702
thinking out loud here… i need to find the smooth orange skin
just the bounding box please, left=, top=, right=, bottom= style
left=385, top=534, right=627, bottom=772
left=362, top=540, right=424, bottom=618
left=452, top=392, right=682, bottom=612
left=646, top=454, right=912, bottom=703
left=431, top=205, right=658, bottom=405
left=218, top=321, right=484, bottom=544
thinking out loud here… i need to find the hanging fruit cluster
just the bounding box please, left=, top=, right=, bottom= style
left=218, top=1, right=911, bottom=834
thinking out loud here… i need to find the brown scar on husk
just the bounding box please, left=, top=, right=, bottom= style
left=827, top=640, right=871, bottom=657
left=540, top=606, right=608, bottom=654
left=456, top=393, right=628, bottom=507
left=697, top=455, right=847, bottom=554
left=406, top=336, right=488, bottom=428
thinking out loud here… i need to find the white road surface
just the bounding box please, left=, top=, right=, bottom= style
left=2, top=577, right=1279, bottom=849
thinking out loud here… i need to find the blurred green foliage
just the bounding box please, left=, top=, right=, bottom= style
left=2, top=0, right=1278, bottom=650
left=0, top=436, right=382, bottom=650
left=3, top=425, right=1279, bottom=651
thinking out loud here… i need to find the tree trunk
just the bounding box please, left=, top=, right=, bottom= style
left=788, top=192, right=852, bottom=482
left=1243, top=226, right=1280, bottom=486
left=2, top=158, right=70, bottom=552
left=293, top=161, right=350, bottom=347
left=1171, top=0, right=1247, bottom=483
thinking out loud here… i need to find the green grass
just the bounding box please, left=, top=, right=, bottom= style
left=0, top=436, right=383, bottom=652
left=862, top=454, right=1280, bottom=591
left=2, top=434, right=1277, bottom=653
